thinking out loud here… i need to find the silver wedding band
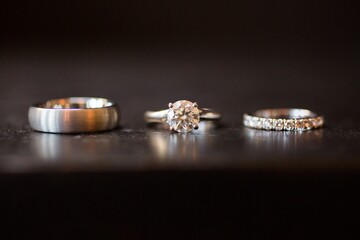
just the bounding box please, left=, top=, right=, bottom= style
left=28, top=97, right=120, bottom=133
left=243, top=108, right=324, bottom=131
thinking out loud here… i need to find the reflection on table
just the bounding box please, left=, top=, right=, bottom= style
left=243, top=128, right=324, bottom=152
left=30, top=132, right=114, bottom=162
left=146, top=121, right=219, bottom=161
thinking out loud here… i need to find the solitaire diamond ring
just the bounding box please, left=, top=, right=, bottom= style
left=145, top=100, right=221, bottom=133
left=243, top=108, right=324, bottom=131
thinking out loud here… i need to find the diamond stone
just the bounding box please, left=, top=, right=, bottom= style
left=255, top=117, right=263, bottom=129
left=295, top=119, right=305, bottom=131
left=167, top=100, right=200, bottom=133
left=303, top=119, right=312, bottom=130
left=273, top=119, right=284, bottom=130
left=263, top=119, right=273, bottom=130
left=284, top=119, right=295, bottom=131
left=243, top=115, right=251, bottom=127
left=248, top=117, right=258, bottom=128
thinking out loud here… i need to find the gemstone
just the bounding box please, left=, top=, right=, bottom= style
left=243, top=115, right=251, bottom=127
left=303, top=119, right=312, bottom=130
left=284, top=119, right=295, bottom=131
left=167, top=100, right=200, bottom=133
left=295, top=119, right=305, bottom=131
left=249, top=117, right=259, bottom=128
left=263, top=118, right=273, bottom=130
left=255, top=118, right=263, bottom=129
left=273, top=119, right=284, bottom=130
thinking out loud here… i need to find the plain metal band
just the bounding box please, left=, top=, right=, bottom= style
left=28, top=97, right=120, bottom=133
left=243, top=108, right=324, bottom=131
left=144, top=108, right=221, bottom=123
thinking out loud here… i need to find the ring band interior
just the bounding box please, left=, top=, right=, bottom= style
left=37, top=97, right=115, bottom=109
left=145, top=108, right=221, bottom=123
left=252, top=108, right=317, bottom=119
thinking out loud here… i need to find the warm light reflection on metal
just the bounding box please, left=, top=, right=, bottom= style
left=29, top=97, right=120, bottom=133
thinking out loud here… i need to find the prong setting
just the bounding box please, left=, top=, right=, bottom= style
left=166, top=100, right=201, bottom=133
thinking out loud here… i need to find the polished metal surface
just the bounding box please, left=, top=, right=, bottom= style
left=28, top=97, right=120, bottom=133
left=144, top=108, right=221, bottom=123
left=252, top=108, right=318, bottom=119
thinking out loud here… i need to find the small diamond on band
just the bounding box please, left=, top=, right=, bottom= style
left=263, top=118, right=273, bottom=130
left=273, top=119, right=284, bottom=130
left=284, top=119, right=295, bottom=131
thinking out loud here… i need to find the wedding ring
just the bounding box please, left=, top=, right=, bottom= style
left=145, top=100, right=221, bottom=133
left=243, top=108, right=324, bottom=131
left=29, top=97, right=120, bottom=133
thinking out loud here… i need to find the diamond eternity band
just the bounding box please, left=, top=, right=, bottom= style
left=243, top=108, right=324, bottom=131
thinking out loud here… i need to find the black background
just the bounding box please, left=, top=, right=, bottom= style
left=0, top=0, right=359, bottom=124
left=0, top=1, right=360, bottom=239
left=1, top=0, right=359, bottom=48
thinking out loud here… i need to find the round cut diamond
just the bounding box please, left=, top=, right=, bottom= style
left=254, top=117, right=262, bottom=129
left=167, top=100, right=200, bottom=133
left=263, top=119, right=273, bottom=130
left=295, top=119, right=305, bottom=131
left=273, top=119, right=284, bottom=130
left=284, top=119, right=295, bottom=131
left=243, top=115, right=251, bottom=127
left=303, top=119, right=312, bottom=130
left=249, top=117, right=259, bottom=128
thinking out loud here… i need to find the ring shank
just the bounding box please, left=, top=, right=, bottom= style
left=144, top=108, right=221, bottom=123
left=244, top=108, right=324, bottom=131
left=29, top=97, right=120, bottom=133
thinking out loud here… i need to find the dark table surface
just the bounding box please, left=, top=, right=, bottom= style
left=0, top=45, right=359, bottom=239
left=1, top=0, right=360, bottom=238
left=1, top=45, right=359, bottom=172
